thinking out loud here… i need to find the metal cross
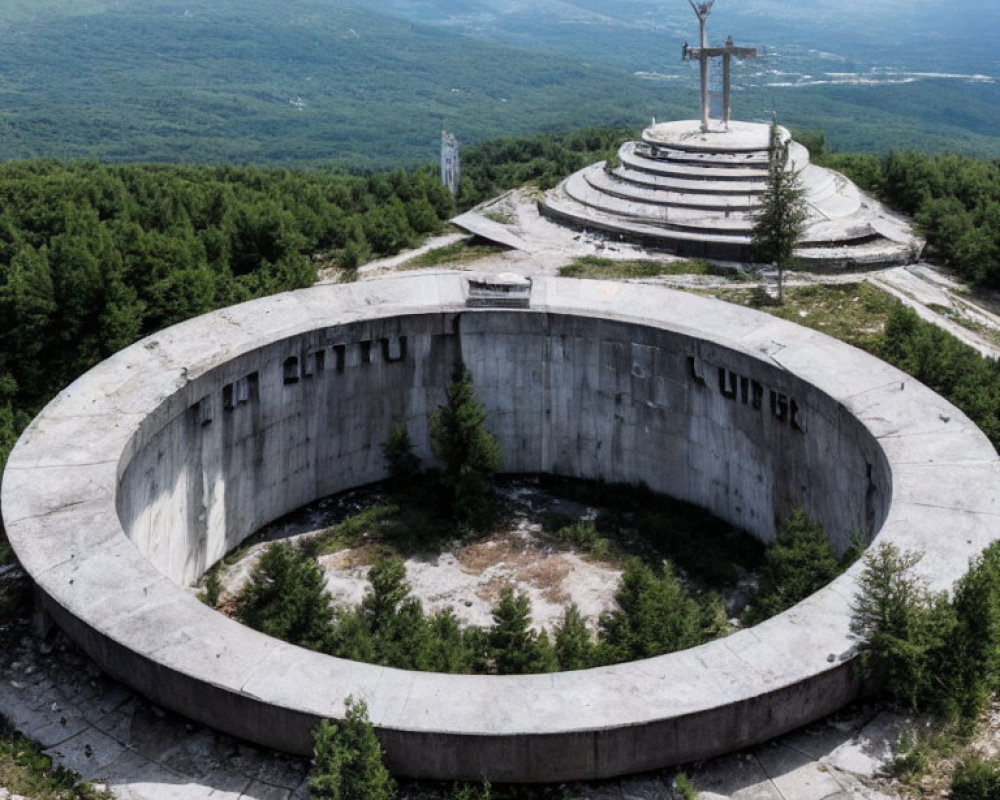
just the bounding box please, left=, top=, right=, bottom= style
left=682, top=1, right=757, bottom=132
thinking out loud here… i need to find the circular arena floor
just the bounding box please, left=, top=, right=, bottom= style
left=3, top=273, right=998, bottom=782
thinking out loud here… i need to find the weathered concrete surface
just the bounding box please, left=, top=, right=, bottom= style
left=530, top=119, right=922, bottom=268
left=0, top=609, right=908, bottom=800
left=3, top=273, right=998, bottom=783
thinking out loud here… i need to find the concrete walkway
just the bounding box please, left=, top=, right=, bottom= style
left=0, top=595, right=906, bottom=800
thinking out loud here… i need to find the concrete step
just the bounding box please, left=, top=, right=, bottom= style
left=611, top=164, right=768, bottom=195
left=583, top=168, right=762, bottom=213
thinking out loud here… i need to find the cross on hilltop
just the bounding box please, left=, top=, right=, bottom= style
left=681, top=0, right=757, bottom=133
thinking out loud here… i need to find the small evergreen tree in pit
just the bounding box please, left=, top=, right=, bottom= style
left=485, top=586, right=556, bottom=675
left=382, top=421, right=420, bottom=498
left=235, top=542, right=333, bottom=653
left=429, top=368, right=501, bottom=528
left=597, top=559, right=716, bottom=663
left=743, top=509, right=841, bottom=624
left=752, top=119, right=808, bottom=302
left=554, top=603, right=596, bottom=671
left=309, top=696, right=395, bottom=800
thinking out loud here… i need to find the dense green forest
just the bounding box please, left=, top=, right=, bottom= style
left=820, top=149, right=1000, bottom=287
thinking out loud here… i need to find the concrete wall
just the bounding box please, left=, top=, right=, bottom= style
left=118, top=310, right=887, bottom=587
left=118, top=315, right=460, bottom=586
left=5, top=274, right=998, bottom=783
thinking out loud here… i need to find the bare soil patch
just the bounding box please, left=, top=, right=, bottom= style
left=214, top=480, right=625, bottom=633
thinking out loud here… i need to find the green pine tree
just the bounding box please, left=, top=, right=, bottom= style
left=597, top=559, right=710, bottom=663
left=743, top=509, right=841, bottom=624
left=234, top=542, right=333, bottom=653
left=752, top=119, right=808, bottom=302
left=485, top=587, right=556, bottom=675
left=382, top=421, right=421, bottom=498
left=554, top=603, right=596, bottom=671
left=429, top=369, right=501, bottom=528
left=309, top=696, right=395, bottom=800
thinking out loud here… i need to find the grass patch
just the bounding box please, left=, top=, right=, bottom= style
left=0, top=722, right=112, bottom=799
left=305, top=503, right=405, bottom=557
left=535, top=476, right=764, bottom=586
left=403, top=241, right=507, bottom=269
left=703, top=282, right=899, bottom=352
left=0, top=540, right=13, bottom=566
left=559, top=255, right=734, bottom=280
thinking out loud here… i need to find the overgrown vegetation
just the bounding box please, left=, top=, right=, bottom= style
left=231, top=373, right=841, bottom=676
left=235, top=541, right=733, bottom=675
left=0, top=721, right=112, bottom=800
left=309, top=697, right=395, bottom=800
left=848, top=539, right=1000, bottom=795
left=951, top=756, right=1000, bottom=800
left=558, top=255, right=732, bottom=280
left=536, top=476, right=763, bottom=587
left=819, top=150, right=1000, bottom=287
left=403, top=241, right=508, bottom=270
left=878, top=303, right=1000, bottom=446
left=428, top=369, right=502, bottom=529
left=853, top=540, right=1000, bottom=726
left=742, top=509, right=847, bottom=625
left=235, top=542, right=335, bottom=653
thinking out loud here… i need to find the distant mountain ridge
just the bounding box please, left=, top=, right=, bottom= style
left=0, top=0, right=996, bottom=167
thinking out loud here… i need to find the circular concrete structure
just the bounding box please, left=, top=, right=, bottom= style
left=3, top=273, right=998, bottom=782
left=538, top=119, right=922, bottom=269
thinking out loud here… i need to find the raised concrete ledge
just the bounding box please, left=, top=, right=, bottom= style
left=642, top=120, right=784, bottom=153
left=3, top=274, right=999, bottom=783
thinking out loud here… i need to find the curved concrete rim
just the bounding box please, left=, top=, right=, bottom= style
left=3, top=274, right=999, bottom=781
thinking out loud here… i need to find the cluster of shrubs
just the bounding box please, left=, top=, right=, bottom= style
left=235, top=543, right=727, bottom=675
left=231, top=467, right=849, bottom=677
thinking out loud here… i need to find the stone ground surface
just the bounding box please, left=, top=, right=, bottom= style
left=7, top=226, right=1000, bottom=800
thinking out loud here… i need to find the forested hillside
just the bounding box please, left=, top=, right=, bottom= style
left=0, top=0, right=997, bottom=167
left=0, top=0, right=667, bottom=169
left=820, top=149, right=1000, bottom=287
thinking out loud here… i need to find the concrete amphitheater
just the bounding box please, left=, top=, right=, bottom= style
left=2, top=272, right=998, bottom=783
left=534, top=120, right=921, bottom=269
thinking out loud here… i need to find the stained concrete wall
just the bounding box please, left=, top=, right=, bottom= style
left=118, top=310, right=886, bottom=588
left=118, top=315, right=461, bottom=586
left=5, top=274, right=999, bottom=783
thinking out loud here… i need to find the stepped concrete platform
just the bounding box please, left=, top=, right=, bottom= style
left=532, top=120, right=922, bottom=269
